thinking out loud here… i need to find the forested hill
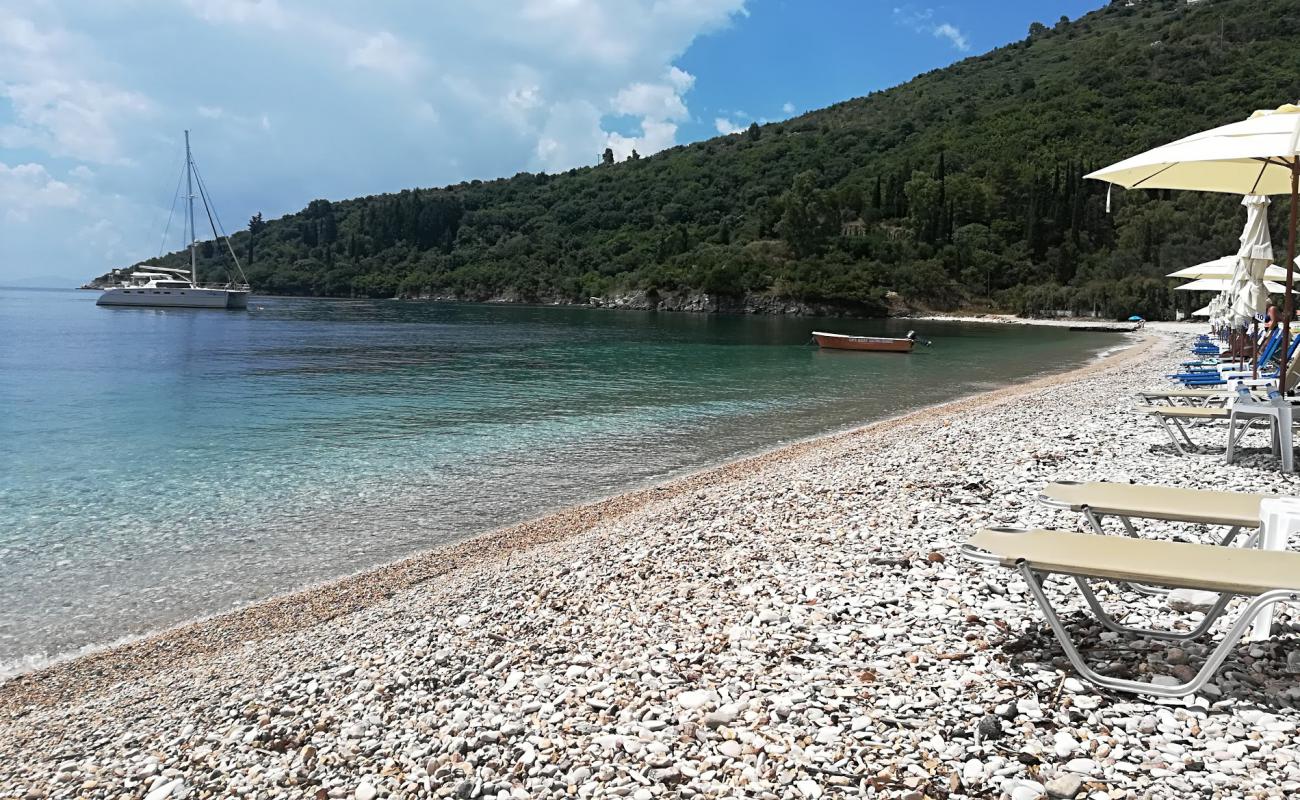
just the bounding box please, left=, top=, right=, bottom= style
left=131, top=0, right=1300, bottom=319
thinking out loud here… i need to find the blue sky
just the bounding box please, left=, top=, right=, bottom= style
left=0, top=0, right=1101, bottom=283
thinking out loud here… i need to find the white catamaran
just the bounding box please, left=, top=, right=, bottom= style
left=98, top=131, right=251, bottom=309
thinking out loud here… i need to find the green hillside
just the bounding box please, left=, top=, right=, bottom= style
left=134, top=0, right=1300, bottom=319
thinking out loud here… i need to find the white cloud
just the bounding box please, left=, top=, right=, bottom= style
left=613, top=77, right=691, bottom=121
left=197, top=105, right=224, bottom=119
left=892, top=7, right=970, bottom=52
left=714, top=117, right=744, bottom=135
left=0, top=13, right=152, bottom=164
left=346, top=32, right=424, bottom=80
left=600, top=66, right=699, bottom=161
left=0, top=161, right=81, bottom=222
left=932, top=22, right=969, bottom=51
left=781, top=101, right=795, bottom=115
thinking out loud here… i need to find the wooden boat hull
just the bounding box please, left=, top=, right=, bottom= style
left=812, top=331, right=915, bottom=353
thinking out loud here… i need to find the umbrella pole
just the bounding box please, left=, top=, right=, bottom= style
left=1287, top=161, right=1299, bottom=394
left=1253, top=318, right=1260, bottom=379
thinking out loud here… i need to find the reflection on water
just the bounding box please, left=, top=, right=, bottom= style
left=0, top=288, right=1119, bottom=672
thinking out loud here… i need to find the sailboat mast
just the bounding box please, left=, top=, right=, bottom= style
left=185, top=130, right=197, bottom=286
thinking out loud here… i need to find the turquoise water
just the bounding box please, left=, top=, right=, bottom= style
left=0, top=288, right=1120, bottom=673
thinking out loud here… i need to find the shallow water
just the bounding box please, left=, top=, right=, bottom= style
left=0, top=288, right=1120, bottom=674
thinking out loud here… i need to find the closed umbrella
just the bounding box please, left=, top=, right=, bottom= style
left=1231, top=195, right=1274, bottom=329
left=1087, top=104, right=1300, bottom=390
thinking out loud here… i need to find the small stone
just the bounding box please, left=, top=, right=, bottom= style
left=676, top=690, right=714, bottom=710
left=1053, top=731, right=1080, bottom=757
left=145, top=779, right=184, bottom=800
left=1008, top=778, right=1046, bottom=800
left=703, top=703, right=739, bottom=728
left=977, top=714, right=1003, bottom=741
left=354, top=783, right=377, bottom=800
left=1045, top=773, right=1085, bottom=799
left=795, top=779, right=822, bottom=798
left=1167, top=589, right=1219, bottom=612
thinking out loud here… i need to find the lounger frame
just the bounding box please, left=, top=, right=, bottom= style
left=962, top=528, right=1298, bottom=698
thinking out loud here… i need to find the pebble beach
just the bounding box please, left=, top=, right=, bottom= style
left=7, top=331, right=1300, bottom=800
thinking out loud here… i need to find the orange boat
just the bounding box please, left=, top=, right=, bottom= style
left=812, top=331, right=915, bottom=353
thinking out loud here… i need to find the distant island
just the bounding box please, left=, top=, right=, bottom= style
left=98, top=0, right=1298, bottom=321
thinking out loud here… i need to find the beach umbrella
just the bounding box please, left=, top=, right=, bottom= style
left=1192, top=304, right=1212, bottom=317
left=1167, top=256, right=1237, bottom=279
left=1231, top=195, right=1274, bottom=329
left=1087, top=104, right=1300, bottom=389
left=1174, top=277, right=1285, bottom=293
left=1166, top=259, right=1288, bottom=282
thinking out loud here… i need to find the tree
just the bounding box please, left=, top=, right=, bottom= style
left=1028, top=21, right=1048, bottom=38
left=628, top=149, right=641, bottom=161
left=601, top=148, right=615, bottom=165
left=746, top=122, right=761, bottom=142
left=777, top=171, right=837, bottom=258
left=246, top=212, right=265, bottom=266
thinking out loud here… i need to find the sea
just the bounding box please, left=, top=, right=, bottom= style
left=0, top=287, right=1122, bottom=676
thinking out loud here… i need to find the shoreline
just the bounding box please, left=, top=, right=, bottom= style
left=0, top=334, right=1153, bottom=712
left=56, top=284, right=1166, bottom=329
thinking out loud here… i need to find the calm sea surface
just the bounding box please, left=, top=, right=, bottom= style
left=0, top=288, right=1121, bottom=674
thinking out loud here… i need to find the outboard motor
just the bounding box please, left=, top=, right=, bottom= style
left=905, top=330, right=933, bottom=347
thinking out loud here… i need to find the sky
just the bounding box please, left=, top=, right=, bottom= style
left=0, top=0, right=1102, bottom=284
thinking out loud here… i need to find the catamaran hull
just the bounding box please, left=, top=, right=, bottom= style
left=97, top=287, right=250, bottom=309
left=812, top=331, right=915, bottom=353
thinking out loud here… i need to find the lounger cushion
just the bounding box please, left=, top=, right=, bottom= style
left=1040, top=481, right=1268, bottom=528
left=969, top=528, right=1300, bottom=595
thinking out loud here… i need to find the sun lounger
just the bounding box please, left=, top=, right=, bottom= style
left=1137, top=388, right=1237, bottom=407
left=1138, top=401, right=1294, bottom=467
left=1138, top=405, right=1232, bottom=454
left=1040, top=480, right=1271, bottom=595
left=962, top=527, right=1300, bottom=697
left=1039, top=480, right=1267, bottom=546
left=1173, top=334, right=1298, bottom=386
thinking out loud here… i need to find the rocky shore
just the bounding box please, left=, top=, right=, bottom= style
left=5, top=332, right=1300, bottom=800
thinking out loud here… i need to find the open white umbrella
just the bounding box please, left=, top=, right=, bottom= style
left=1175, top=277, right=1285, bottom=293
left=1191, top=304, right=1212, bottom=317
left=1167, top=259, right=1288, bottom=282
left=1087, top=104, right=1300, bottom=389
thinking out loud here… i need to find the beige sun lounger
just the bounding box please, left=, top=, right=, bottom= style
left=962, top=527, right=1300, bottom=697
left=1139, top=403, right=1296, bottom=471
left=1137, top=388, right=1236, bottom=407
left=1039, top=481, right=1271, bottom=595
left=1136, top=405, right=1230, bottom=455
left=1040, top=480, right=1268, bottom=542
